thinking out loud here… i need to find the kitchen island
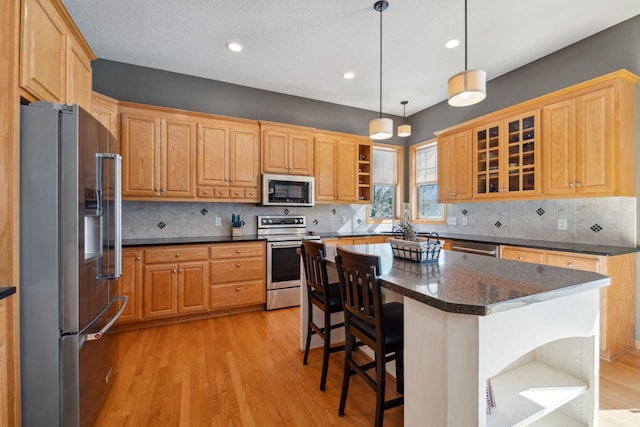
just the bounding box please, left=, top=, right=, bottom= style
left=325, top=244, right=610, bottom=427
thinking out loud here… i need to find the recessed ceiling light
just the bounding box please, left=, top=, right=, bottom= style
left=342, top=72, right=355, bottom=80
left=226, top=42, right=244, bottom=52
left=445, top=39, right=460, bottom=49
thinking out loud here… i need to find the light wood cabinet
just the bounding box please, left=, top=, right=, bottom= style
left=500, top=245, right=636, bottom=361
left=117, top=248, right=143, bottom=324
left=315, top=131, right=371, bottom=203
left=197, top=118, right=260, bottom=202
left=437, top=130, right=472, bottom=201
left=143, top=246, right=209, bottom=319
left=120, top=105, right=197, bottom=200
left=20, top=0, right=94, bottom=110
left=0, top=299, right=8, bottom=427
left=261, top=121, right=314, bottom=176
left=91, top=92, right=120, bottom=153
left=210, top=241, right=266, bottom=310
left=542, top=73, right=637, bottom=197
left=472, top=110, right=540, bottom=199
left=322, top=236, right=387, bottom=247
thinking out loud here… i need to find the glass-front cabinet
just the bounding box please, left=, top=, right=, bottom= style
left=473, top=110, right=540, bottom=199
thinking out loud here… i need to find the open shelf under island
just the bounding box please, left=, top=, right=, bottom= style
left=323, top=244, right=610, bottom=427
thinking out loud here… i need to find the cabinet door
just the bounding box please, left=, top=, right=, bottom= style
left=197, top=120, right=229, bottom=186
left=574, top=87, right=614, bottom=195
left=177, top=261, right=209, bottom=314
left=20, top=0, right=66, bottom=103
left=91, top=92, right=120, bottom=154
left=503, top=111, right=540, bottom=197
left=161, top=117, right=196, bottom=198
left=229, top=124, right=260, bottom=188
left=438, top=130, right=472, bottom=201
left=315, top=137, right=337, bottom=201
left=65, top=34, right=92, bottom=111
left=121, top=110, right=162, bottom=196
left=542, top=99, right=575, bottom=195
left=474, top=121, right=502, bottom=198
left=336, top=140, right=357, bottom=201
left=289, top=133, right=314, bottom=175
left=118, top=249, right=143, bottom=324
left=262, top=129, right=289, bottom=174
left=143, top=264, right=177, bottom=319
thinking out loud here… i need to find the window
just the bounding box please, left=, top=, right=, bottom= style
left=410, top=139, right=445, bottom=223
left=369, top=144, right=403, bottom=221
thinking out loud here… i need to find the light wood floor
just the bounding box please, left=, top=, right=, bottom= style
left=95, top=307, right=640, bottom=426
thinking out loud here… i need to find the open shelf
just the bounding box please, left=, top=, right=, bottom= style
left=529, top=411, right=586, bottom=427
left=487, top=361, right=587, bottom=427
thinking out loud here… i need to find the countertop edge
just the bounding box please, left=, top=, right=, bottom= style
left=0, top=286, right=16, bottom=301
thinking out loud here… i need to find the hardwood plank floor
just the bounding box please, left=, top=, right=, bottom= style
left=95, top=308, right=640, bottom=426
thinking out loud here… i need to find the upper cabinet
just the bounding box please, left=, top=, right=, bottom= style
left=261, top=122, right=314, bottom=176
left=120, top=104, right=197, bottom=200
left=436, top=69, right=638, bottom=203
left=473, top=110, right=540, bottom=199
left=542, top=73, right=637, bottom=197
left=91, top=92, right=120, bottom=153
left=196, top=117, right=260, bottom=202
left=20, top=0, right=95, bottom=111
left=437, top=129, right=472, bottom=201
left=314, top=130, right=372, bottom=204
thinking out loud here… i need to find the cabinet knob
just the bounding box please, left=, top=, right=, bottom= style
left=236, top=263, right=241, bottom=267
left=575, top=182, right=581, bottom=187
left=155, top=188, right=160, bottom=192
left=178, top=268, right=183, bottom=273
left=219, top=191, right=224, bottom=195
left=518, top=256, right=523, bottom=260
left=567, top=262, right=573, bottom=268
left=136, top=256, right=141, bottom=260
left=568, top=182, right=574, bottom=188
left=230, top=178, right=234, bottom=182
left=160, top=188, right=166, bottom=192
left=236, top=249, right=241, bottom=253
left=236, top=287, right=241, bottom=292
left=172, top=269, right=177, bottom=273
left=249, top=192, right=254, bottom=196
left=175, top=253, right=180, bottom=257
left=235, top=191, right=240, bottom=195
left=225, top=178, right=229, bottom=182
left=203, top=190, right=208, bottom=194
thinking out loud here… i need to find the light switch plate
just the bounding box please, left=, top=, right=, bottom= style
left=215, top=217, right=221, bottom=226
left=558, top=218, right=567, bottom=230
left=462, top=217, right=468, bottom=226
left=447, top=217, right=457, bottom=226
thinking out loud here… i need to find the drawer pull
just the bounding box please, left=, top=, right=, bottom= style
left=518, top=256, right=523, bottom=260
left=203, top=190, right=208, bottom=194
left=236, top=263, right=241, bottom=267
left=236, top=249, right=241, bottom=253
left=236, top=287, right=240, bottom=292
left=235, top=191, right=239, bottom=195
left=219, top=191, right=224, bottom=195
left=567, top=262, right=573, bottom=268
left=175, top=253, right=180, bottom=257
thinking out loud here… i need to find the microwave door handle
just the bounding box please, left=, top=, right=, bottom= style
left=96, top=153, right=123, bottom=279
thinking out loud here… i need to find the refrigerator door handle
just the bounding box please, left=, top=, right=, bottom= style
left=96, top=152, right=123, bottom=279
left=83, top=296, right=128, bottom=343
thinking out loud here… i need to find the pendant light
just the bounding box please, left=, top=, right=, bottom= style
left=448, top=0, right=486, bottom=107
left=369, top=0, right=393, bottom=140
left=397, top=100, right=411, bottom=137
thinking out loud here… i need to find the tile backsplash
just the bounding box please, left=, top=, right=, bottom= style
left=123, top=197, right=637, bottom=247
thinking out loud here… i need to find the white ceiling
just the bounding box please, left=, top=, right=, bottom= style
left=63, top=0, right=640, bottom=117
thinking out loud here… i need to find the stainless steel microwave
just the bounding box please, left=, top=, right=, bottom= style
left=262, top=173, right=315, bottom=207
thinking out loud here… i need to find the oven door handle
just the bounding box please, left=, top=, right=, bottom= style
left=269, top=241, right=302, bottom=249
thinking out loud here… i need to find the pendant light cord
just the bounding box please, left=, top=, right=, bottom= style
left=379, top=5, right=383, bottom=119
left=464, top=0, right=468, bottom=71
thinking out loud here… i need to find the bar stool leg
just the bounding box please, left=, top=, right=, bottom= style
left=338, top=334, right=354, bottom=416
left=303, top=298, right=313, bottom=365
left=374, top=354, right=385, bottom=427
left=320, top=311, right=331, bottom=390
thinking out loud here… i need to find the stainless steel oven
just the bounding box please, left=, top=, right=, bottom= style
left=258, top=215, right=320, bottom=310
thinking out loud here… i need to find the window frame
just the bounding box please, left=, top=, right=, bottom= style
left=367, top=143, right=404, bottom=224
left=410, top=138, right=446, bottom=224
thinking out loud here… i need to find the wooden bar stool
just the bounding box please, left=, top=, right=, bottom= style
left=335, top=247, right=404, bottom=427
left=300, top=239, right=345, bottom=391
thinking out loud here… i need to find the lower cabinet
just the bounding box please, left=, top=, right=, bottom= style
left=210, top=241, right=266, bottom=310
left=0, top=298, right=8, bottom=427
left=119, top=241, right=266, bottom=326
left=322, top=235, right=388, bottom=247
left=501, top=245, right=636, bottom=360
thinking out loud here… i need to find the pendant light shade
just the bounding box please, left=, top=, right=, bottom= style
left=369, top=1, right=392, bottom=140
left=448, top=69, right=486, bottom=106
left=370, top=117, right=394, bottom=140
left=397, top=100, right=411, bottom=137
left=448, top=0, right=486, bottom=107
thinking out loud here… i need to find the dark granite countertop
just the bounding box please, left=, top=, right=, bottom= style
left=315, top=230, right=638, bottom=257
left=0, top=287, right=16, bottom=301
left=325, top=244, right=610, bottom=316
left=123, top=235, right=265, bottom=247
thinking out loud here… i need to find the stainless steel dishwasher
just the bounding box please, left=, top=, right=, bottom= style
left=450, top=240, right=499, bottom=257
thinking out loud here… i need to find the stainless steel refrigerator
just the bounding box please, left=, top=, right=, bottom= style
left=20, top=102, right=127, bottom=427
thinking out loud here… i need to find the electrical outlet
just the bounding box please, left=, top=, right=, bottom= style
left=215, top=216, right=221, bottom=226
left=447, top=217, right=457, bottom=226
left=558, top=218, right=567, bottom=231
left=342, top=215, right=348, bottom=224
left=462, top=217, right=468, bottom=226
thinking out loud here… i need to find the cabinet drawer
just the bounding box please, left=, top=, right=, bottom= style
left=210, top=281, right=265, bottom=310
left=197, top=186, right=213, bottom=198
left=213, top=186, right=229, bottom=198
left=229, top=188, right=244, bottom=199
left=145, top=246, right=209, bottom=264
left=545, top=253, right=600, bottom=272
left=244, top=188, right=259, bottom=200
left=501, top=246, right=544, bottom=264
left=210, top=258, right=265, bottom=283
left=210, top=242, right=265, bottom=259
